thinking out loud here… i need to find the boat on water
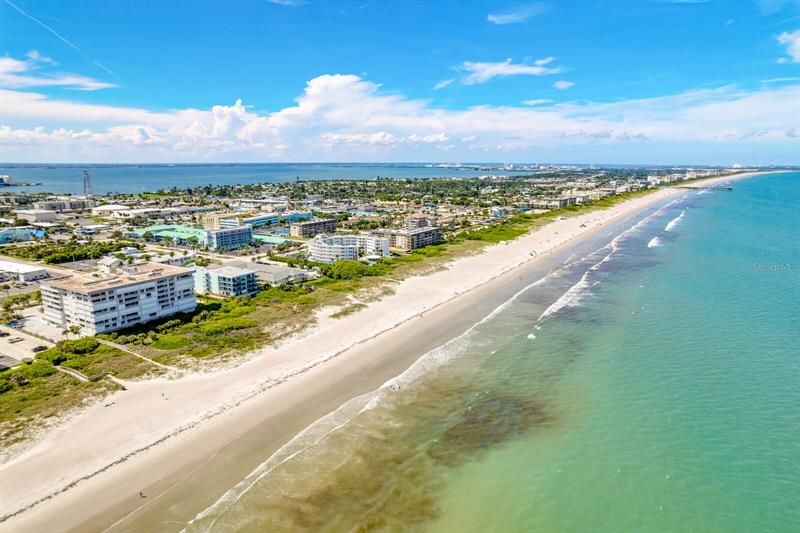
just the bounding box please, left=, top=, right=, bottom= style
left=0, top=175, right=42, bottom=187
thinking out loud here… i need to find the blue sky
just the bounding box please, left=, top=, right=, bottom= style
left=1, top=0, right=798, bottom=164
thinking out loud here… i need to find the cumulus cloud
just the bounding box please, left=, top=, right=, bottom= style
left=487, top=3, right=548, bottom=24
left=461, top=58, right=561, bottom=84
left=0, top=52, right=116, bottom=91
left=1, top=71, right=798, bottom=162
left=777, top=30, right=800, bottom=63
left=554, top=80, right=575, bottom=90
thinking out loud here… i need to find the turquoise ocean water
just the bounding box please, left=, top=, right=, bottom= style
left=187, top=172, right=799, bottom=532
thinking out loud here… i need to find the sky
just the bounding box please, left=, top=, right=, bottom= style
left=0, top=0, right=798, bottom=165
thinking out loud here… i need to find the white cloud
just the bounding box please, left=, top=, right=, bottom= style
left=2, top=72, right=798, bottom=163
left=25, top=50, right=54, bottom=64
left=777, top=30, right=800, bottom=63
left=461, top=58, right=561, bottom=84
left=487, top=3, right=547, bottom=25
left=554, top=80, right=575, bottom=90
left=433, top=78, right=454, bottom=90
left=0, top=52, right=116, bottom=91
left=522, top=98, right=553, bottom=106
left=267, top=0, right=307, bottom=5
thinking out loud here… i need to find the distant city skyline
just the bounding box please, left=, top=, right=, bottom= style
left=1, top=0, right=799, bottom=164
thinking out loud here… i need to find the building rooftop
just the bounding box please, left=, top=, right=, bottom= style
left=0, top=260, right=47, bottom=273
left=130, top=224, right=207, bottom=241
left=45, top=262, right=192, bottom=294
left=252, top=234, right=288, bottom=244
left=291, top=218, right=334, bottom=225
left=203, top=265, right=256, bottom=278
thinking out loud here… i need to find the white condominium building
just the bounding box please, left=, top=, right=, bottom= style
left=308, top=234, right=390, bottom=264
left=40, top=262, right=196, bottom=336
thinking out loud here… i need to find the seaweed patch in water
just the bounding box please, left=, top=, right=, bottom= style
left=427, top=390, right=552, bottom=467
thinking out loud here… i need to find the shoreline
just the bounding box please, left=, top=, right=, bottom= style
left=0, top=172, right=763, bottom=531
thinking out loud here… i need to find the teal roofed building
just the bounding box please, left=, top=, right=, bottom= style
left=129, top=224, right=253, bottom=251
left=0, top=227, right=45, bottom=244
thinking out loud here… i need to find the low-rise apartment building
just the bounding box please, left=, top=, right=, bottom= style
left=205, top=226, right=253, bottom=250
left=405, top=213, right=437, bottom=231
left=373, top=226, right=442, bottom=250
left=201, top=211, right=311, bottom=230
left=40, top=263, right=196, bottom=335
left=33, top=198, right=96, bottom=212
left=290, top=218, right=337, bottom=238
left=308, top=234, right=390, bottom=263
left=14, top=209, right=57, bottom=224
left=130, top=224, right=253, bottom=251
left=194, top=266, right=259, bottom=296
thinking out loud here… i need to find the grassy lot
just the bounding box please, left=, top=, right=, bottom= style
left=99, top=286, right=344, bottom=366
left=0, top=337, right=160, bottom=448
left=0, top=239, right=140, bottom=264
left=0, top=369, right=114, bottom=449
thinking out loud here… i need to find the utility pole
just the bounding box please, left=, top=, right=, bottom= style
left=83, top=169, right=93, bottom=197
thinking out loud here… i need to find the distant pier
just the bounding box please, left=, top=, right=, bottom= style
left=673, top=186, right=733, bottom=191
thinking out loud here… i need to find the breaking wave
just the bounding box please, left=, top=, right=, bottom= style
left=183, top=195, right=688, bottom=532
left=647, top=236, right=662, bottom=248
left=665, top=209, right=687, bottom=231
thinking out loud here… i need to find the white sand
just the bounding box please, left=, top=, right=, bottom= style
left=0, top=174, right=758, bottom=529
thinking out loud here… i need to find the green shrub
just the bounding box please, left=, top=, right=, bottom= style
left=201, top=318, right=257, bottom=336
left=151, top=334, right=189, bottom=350
left=62, top=358, right=87, bottom=372
left=26, top=361, right=56, bottom=378
left=58, top=337, right=100, bottom=354
left=0, top=379, right=11, bottom=394
left=319, top=260, right=384, bottom=280
left=37, top=348, right=68, bottom=366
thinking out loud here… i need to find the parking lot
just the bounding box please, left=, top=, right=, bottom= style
left=0, top=323, right=53, bottom=361
left=18, top=308, right=67, bottom=343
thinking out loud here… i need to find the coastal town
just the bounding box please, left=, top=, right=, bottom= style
left=0, top=166, right=733, bottom=448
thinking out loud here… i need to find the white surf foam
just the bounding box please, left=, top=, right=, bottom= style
left=647, top=236, right=663, bottom=248
left=537, top=203, right=672, bottom=321
left=183, top=197, right=691, bottom=531
left=183, top=266, right=570, bottom=532
left=665, top=209, right=687, bottom=231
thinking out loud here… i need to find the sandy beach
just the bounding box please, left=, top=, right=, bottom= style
left=0, top=173, right=759, bottom=532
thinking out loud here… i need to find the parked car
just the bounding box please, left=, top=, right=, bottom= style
left=0, top=331, right=9, bottom=337
left=32, top=345, right=48, bottom=353
left=8, top=337, right=24, bottom=343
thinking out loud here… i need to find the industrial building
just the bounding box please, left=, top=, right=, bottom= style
left=0, top=260, right=49, bottom=282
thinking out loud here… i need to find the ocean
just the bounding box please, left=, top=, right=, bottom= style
left=0, top=163, right=534, bottom=195
left=183, top=171, right=798, bottom=532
